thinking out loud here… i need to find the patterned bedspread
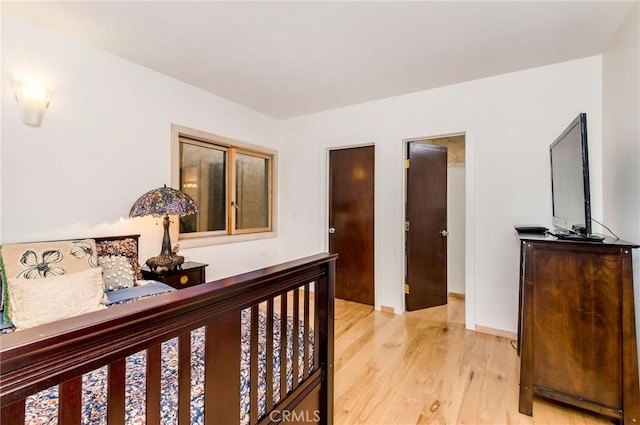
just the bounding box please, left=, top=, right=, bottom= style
left=25, top=308, right=314, bottom=424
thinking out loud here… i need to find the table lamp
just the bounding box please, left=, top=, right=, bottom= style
left=129, top=184, right=198, bottom=271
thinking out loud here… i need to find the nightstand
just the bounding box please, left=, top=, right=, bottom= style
left=141, top=261, right=208, bottom=290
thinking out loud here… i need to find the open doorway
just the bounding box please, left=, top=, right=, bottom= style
left=404, top=135, right=466, bottom=311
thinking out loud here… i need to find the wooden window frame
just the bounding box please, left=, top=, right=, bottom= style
left=171, top=124, right=277, bottom=248
left=179, top=137, right=229, bottom=238
left=229, top=148, right=274, bottom=235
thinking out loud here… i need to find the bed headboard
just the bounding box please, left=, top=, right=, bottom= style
left=94, top=234, right=140, bottom=249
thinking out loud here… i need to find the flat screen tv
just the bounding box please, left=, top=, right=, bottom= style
left=549, top=113, right=601, bottom=240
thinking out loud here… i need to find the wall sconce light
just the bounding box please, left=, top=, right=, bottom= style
left=14, top=81, right=52, bottom=127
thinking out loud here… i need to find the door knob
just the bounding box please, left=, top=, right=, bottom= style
left=329, top=227, right=336, bottom=234
left=440, top=230, right=449, bottom=237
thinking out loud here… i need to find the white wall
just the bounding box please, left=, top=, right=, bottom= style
left=1, top=13, right=281, bottom=280
left=602, top=3, right=640, bottom=374
left=279, top=57, right=603, bottom=333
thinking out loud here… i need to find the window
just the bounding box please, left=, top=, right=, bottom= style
left=172, top=125, right=276, bottom=246
left=232, top=150, right=272, bottom=232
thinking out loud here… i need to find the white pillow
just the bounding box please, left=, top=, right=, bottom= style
left=8, top=267, right=106, bottom=330
left=98, top=255, right=136, bottom=291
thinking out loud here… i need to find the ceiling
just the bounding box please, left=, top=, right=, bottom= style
left=2, top=1, right=635, bottom=119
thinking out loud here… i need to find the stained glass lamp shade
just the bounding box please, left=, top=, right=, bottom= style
left=129, top=185, right=198, bottom=271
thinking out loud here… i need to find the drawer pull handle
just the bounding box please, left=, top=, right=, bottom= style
left=180, top=275, right=189, bottom=285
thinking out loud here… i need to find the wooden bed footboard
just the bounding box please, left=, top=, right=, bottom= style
left=0, top=252, right=337, bottom=425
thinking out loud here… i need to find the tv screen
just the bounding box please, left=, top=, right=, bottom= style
left=549, top=113, right=592, bottom=236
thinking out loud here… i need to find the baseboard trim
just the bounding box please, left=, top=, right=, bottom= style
left=448, top=292, right=465, bottom=300
left=380, top=305, right=395, bottom=315
left=474, top=325, right=517, bottom=340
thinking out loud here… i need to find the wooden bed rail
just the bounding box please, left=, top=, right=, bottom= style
left=1, top=252, right=337, bottom=424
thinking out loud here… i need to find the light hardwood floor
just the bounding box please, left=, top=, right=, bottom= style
left=333, top=296, right=613, bottom=425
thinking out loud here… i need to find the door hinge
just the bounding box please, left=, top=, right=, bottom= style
left=404, top=284, right=410, bottom=294
left=404, top=159, right=410, bottom=168
left=404, top=221, right=410, bottom=232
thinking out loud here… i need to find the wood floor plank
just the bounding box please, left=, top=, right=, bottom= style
left=391, top=322, right=468, bottom=424
left=334, top=314, right=407, bottom=421
left=333, top=296, right=611, bottom=425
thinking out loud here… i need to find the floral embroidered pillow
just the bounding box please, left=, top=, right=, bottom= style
left=0, top=238, right=98, bottom=323
left=95, top=238, right=143, bottom=280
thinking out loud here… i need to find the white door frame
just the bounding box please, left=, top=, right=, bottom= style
left=402, top=131, right=475, bottom=331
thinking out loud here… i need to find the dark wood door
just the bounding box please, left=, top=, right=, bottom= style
left=405, top=142, right=447, bottom=311
left=329, top=146, right=374, bottom=305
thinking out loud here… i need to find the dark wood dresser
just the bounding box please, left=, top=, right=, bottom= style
left=516, top=232, right=639, bottom=423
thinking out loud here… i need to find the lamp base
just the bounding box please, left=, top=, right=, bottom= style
left=146, top=254, right=184, bottom=272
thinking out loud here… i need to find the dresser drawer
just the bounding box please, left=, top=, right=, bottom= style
left=163, top=268, right=203, bottom=288
left=141, top=261, right=208, bottom=290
